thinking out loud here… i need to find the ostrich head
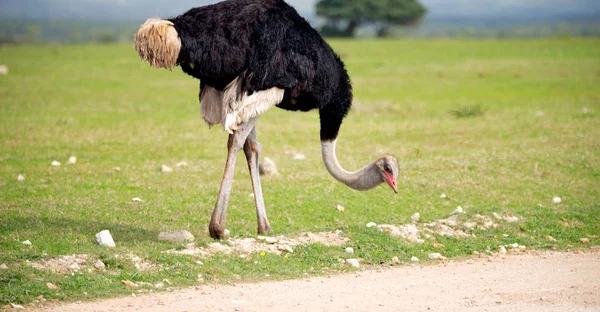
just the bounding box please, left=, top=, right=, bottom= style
left=375, top=156, right=399, bottom=193
left=133, top=18, right=181, bottom=69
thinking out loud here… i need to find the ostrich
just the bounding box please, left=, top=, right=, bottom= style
left=134, top=0, right=399, bottom=239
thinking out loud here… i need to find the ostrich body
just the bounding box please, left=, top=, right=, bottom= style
left=134, top=0, right=399, bottom=239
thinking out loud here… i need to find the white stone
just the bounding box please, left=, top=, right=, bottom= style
left=113, top=167, right=121, bottom=171
left=336, top=205, right=345, bottom=212
left=366, top=222, right=377, bottom=228
left=552, top=196, right=562, bottom=204
left=411, top=256, right=420, bottom=262
left=10, top=303, right=24, bottom=309
left=277, top=244, right=293, bottom=253
left=440, top=194, right=447, bottom=198
left=345, top=247, right=354, bottom=254
left=428, top=253, right=445, bottom=260
left=94, top=260, right=106, bottom=271
left=161, top=165, right=173, bottom=173
left=411, top=213, right=420, bottom=223
left=158, top=230, right=195, bottom=244
left=132, top=198, right=143, bottom=202
left=265, top=237, right=278, bottom=244
left=0, top=263, right=8, bottom=270
left=22, top=240, right=32, bottom=246
left=346, top=259, right=360, bottom=268
left=291, top=153, right=306, bottom=160
left=509, top=243, right=519, bottom=248
left=175, top=161, right=188, bottom=167
left=256, top=236, right=267, bottom=241
left=67, top=156, right=77, bottom=164
left=451, top=206, right=464, bottom=215
left=259, top=157, right=278, bottom=176
left=0, top=65, right=8, bottom=75
left=499, top=246, right=507, bottom=254
left=17, top=174, right=25, bottom=181
left=51, top=160, right=61, bottom=167
left=95, top=230, right=116, bottom=247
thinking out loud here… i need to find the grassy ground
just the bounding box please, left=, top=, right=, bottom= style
left=1, top=39, right=599, bottom=305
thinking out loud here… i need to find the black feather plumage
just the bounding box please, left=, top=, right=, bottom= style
left=168, top=0, right=352, bottom=141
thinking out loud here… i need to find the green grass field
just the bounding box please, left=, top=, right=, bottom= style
left=1, top=39, right=599, bottom=305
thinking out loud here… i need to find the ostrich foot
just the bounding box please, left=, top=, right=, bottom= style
left=209, top=222, right=226, bottom=239
left=258, top=223, right=272, bottom=235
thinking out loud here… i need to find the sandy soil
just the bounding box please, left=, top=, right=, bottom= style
left=39, top=250, right=599, bottom=312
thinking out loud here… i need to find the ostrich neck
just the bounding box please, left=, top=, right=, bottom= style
left=321, top=139, right=382, bottom=191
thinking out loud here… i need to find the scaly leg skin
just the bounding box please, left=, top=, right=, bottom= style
left=243, top=127, right=272, bottom=235
left=209, top=117, right=259, bottom=239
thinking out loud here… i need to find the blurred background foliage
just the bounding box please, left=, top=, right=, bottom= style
left=0, top=0, right=599, bottom=44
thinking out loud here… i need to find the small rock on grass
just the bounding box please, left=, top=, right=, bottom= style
left=553, top=196, right=562, bottom=204
left=46, top=283, right=58, bottom=290
left=366, top=222, right=377, bottom=228
left=94, top=260, right=106, bottom=271
left=95, top=230, right=116, bottom=247
left=0, top=263, right=7, bottom=270
left=161, top=165, right=173, bottom=173
left=175, top=161, right=188, bottom=167
left=336, top=204, right=345, bottom=212
left=411, top=213, right=420, bottom=223
left=499, top=246, right=507, bottom=254
left=132, top=197, right=143, bottom=202
left=265, top=237, right=278, bottom=244
left=259, top=157, right=278, bottom=176
left=428, top=253, right=445, bottom=260
left=290, top=153, right=306, bottom=160
left=451, top=206, right=465, bottom=215
left=51, top=160, right=61, bottom=167
left=67, top=156, right=77, bottom=164
left=411, top=256, right=420, bottom=262
left=345, top=247, right=354, bottom=254
left=17, top=174, right=25, bottom=182
left=158, top=230, right=195, bottom=244
left=9, top=303, right=25, bottom=309
left=346, top=259, right=360, bottom=268
left=277, top=245, right=293, bottom=253
left=580, top=238, right=590, bottom=244
left=22, top=240, right=32, bottom=246
left=392, top=256, right=399, bottom=263
left=121, top=280, right=138, bottom=288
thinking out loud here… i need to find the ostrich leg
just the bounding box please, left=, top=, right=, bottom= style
left=243, top=127, right=272, bottom=235
left=209, top=117, right=259, bottom=239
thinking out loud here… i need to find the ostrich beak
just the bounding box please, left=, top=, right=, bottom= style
left=384, top=172, right=398, bottom=194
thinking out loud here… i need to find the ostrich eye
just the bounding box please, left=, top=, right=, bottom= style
left=383, top=164, right=392, bottom=172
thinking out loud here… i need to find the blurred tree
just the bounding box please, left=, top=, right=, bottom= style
left=316, top=0, right=427, bottom=37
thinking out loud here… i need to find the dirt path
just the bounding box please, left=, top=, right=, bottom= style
left=41, top=251, right=599, bottom=312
